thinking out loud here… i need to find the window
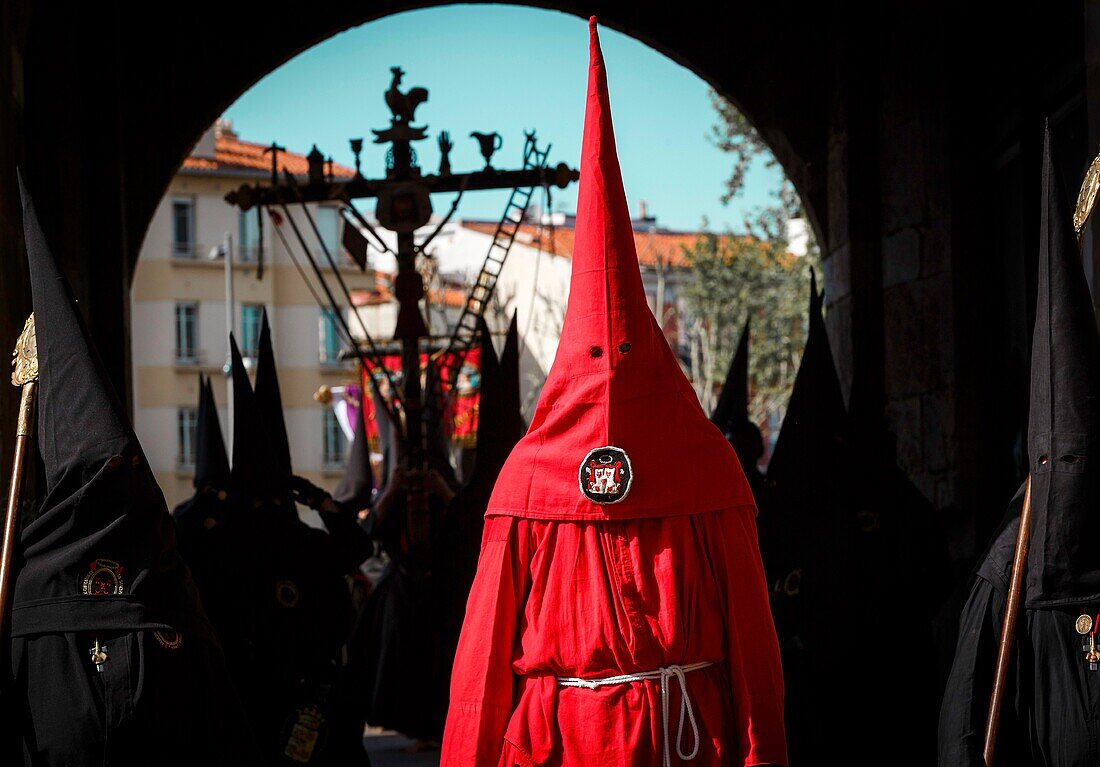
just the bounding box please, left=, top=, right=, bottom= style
left=319, top=308, right=341, bottom=365
left=239, top=209, right=262, bottom=263
left=172, top=198, right=195, bottom=258
left=175, top=302, right=198, bottom=363
left=240, top=304, right=264, bottom=358
left=177, top=407, right=198, bottom=468
left=315, top=206, right=340, bottom=258
left=322, top=409, right=345, bottom=468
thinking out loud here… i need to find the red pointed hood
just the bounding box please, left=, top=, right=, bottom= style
left=487, top=19, right=755, bottom=520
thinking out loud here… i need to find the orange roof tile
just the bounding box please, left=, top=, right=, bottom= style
left=460, top=221, right=700, bottom=268
left=351, top=273, right=470, bottom=311
left=351, top=271, right=391, bottom=307
left=429, top=285, right=469, bottom=309
left=182, top=127, right=355, bottom=178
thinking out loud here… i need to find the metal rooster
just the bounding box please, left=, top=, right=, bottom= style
left=385, top=67, right=428, bottom=125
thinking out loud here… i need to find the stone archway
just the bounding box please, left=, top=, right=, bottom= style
left=3, top=0, right=1097, bottom=554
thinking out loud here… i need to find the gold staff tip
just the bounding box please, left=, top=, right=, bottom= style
left=1074, top=151, right=1100, bottom=234
left=11, top=313, right=38, bottom=387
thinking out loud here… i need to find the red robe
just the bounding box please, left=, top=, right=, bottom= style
left=441, top=510, right=785, bottom=766
left=442, top=18, right=787, bottom=766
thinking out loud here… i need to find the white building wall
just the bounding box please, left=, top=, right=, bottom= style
left=130, top=300, right=176, bottom=368
left=135, top=162, right=583, bottom=507
left=435, top=223, right=572, bottom=402
left=139, top=407, right=181, bottom=478
left=344, top=218, right=573, bottom=412
left=274, top=305, right=327, bottom=367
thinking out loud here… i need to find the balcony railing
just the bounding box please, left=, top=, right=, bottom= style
left=174, top=350, right=203, bottom=366
left=172, top=243, right=213, bottom=260
left=239, top=244, right=265, bottom=263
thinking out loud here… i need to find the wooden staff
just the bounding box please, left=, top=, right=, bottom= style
left=982, top=474, right=1033, bottom=766
left=1, top=314, right=38, bottom=640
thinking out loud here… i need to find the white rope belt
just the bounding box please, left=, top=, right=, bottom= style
left=557, top=661, right=713, bottom=766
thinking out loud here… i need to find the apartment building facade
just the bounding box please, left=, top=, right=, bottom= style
left=134, top=122, right=713, bottom=508
left=131, top=121, right=371, bottom=508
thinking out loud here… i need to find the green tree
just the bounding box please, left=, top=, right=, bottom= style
left=708, top=90, right=776, bottom=207
left=681, top=92, right=820, bottom=432
left=682, top=233, right=812, bottom=425
left=708, top=88, right=809, bottom=236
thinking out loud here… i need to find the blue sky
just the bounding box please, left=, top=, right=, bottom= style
left=225, top=5, right=785, bottom=233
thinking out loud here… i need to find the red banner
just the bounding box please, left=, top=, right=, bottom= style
left=359, top=347, right=483, bottom=450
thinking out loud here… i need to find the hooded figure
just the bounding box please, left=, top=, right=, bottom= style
left=710, top=318, right=749, bottom=432
left=440, top=20, right=786, bottom=767
left=762, top=271, right=947, bottom=767
left=708, top=319, right=784, bottom=622
left=253, top=310, right=372, bottom=566
left=228, top=335, right=277, bottom=514
left=347, top=349, right=474, bottom=743
left=438, top=314, right=522, bottom=644
left=4, top=175, right=260, bottom=766
left=371, top=378, right=399, bottom=496
left=233, top=320, right=371, bottom=767
left=711, top=320, right=766, bottom=496
left=734, top=270, right=848, bottom=766
left=766, top=271, right=847, bottom=492
left=333, top=393, right=375, bottom=515
left=468, top=314, right=510, bottom=491
left=172, top=376, right=231, bottom=564
left=253, top=310, right=294, bottom=501
left=939, top=128, right=1100, bottom=766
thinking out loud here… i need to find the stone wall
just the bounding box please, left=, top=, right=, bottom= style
left=1, top=1, right=1095, bottom=566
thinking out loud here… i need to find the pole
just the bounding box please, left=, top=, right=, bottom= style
left=276, top=176, right=405, bottom=428
left=224, top=231, right=235, bottom=452
left=384, top=133, right=431, bottom=572
left=983, top=475, right=1034, bottom=766
left=1, top=315, right=39, bottom=642
left=395, top=229, right=430, bottom=571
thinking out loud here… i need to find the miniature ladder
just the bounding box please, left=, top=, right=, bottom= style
left=441, top=134, right=550, bottom=391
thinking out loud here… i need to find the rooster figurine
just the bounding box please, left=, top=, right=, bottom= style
left=385, top=67, right=428, bottom=125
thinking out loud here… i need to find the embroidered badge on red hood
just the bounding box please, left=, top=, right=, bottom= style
left=485, top=18, right=756, bottom=521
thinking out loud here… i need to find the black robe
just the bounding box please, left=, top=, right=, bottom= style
left=939, top=127, right=1100, bottom=767
left=182, top=333, right=369, bottom=766
left=3, top=174, right=260, bottom=766
left=349, top=491, right=450, bottom=742
left=172, top=378, right=233, bottom=595
left=939, top=529, right=1100, bottom=765
left=767, top=271, right=950, bottom=766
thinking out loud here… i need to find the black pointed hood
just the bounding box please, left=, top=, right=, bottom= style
left=15, top=172, right=200, bottom=634
left=711, top=318, right=750, bottom=433
left=253, top=309, right=293, bottom=482
left=192, top=373, right=208, bottom=475
left=334, top=395, right=375, bottom=512
left=475, top=314, right=502, bottom=409
left=474, top=315, right=507, bottom=481
left=499, top=311, right=526, bottom=445
left=981, top=128, right=1100, bottom=607
left=195, top=376, right=231, bottom=492
left=229, top=334, right=266, bottom=507
left=766, top=269, right=848, bottom=492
